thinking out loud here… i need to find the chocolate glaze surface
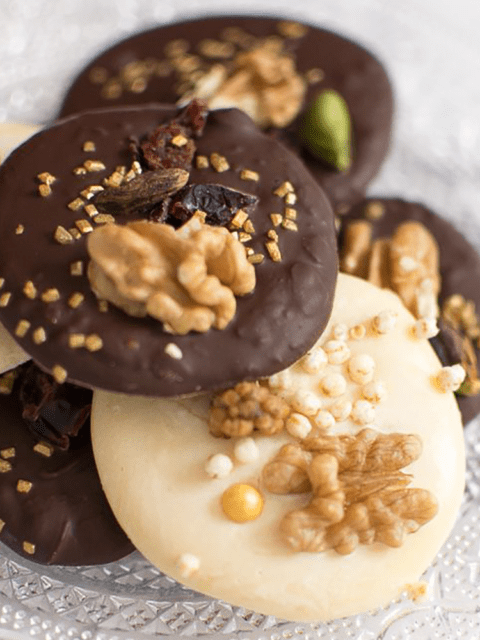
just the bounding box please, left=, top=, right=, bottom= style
left=58, top=16, right=393, bottom=211
left=0, top=364, right=134, bottom=565
left=0, top=105, right=338, bottom=396
left=340, top=198, right=480, bottom=424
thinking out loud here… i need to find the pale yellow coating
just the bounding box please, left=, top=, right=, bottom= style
left=91, top=273, right=465, bottom=622
left=0, top=122, right=39, bottom=373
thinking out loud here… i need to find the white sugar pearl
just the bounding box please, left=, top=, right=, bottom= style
left=234, top=438, right=259, bottom=464
left=205, top=453, right=233, bottom=478
left=348, top=354, right=375, bottom=384
left=286, top=413, right=312, bottom=439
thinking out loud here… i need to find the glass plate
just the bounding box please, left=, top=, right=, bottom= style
left=1, top=1, right=480, bottom=638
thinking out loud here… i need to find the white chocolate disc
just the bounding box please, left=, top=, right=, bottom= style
left=91, top=274, right=465, bottom=622
left=0, top=122, right=39, bottom=373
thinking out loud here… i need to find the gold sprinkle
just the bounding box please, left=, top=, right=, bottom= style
left=17, top=479, right=32, bottom=493
left=67, top=197, right=85, bottom=211
left=0, top=371, right=16, bottom=395
left=84, top=159, right=106, bottom=172
left=75, top=219, right=94, bottom=234
left=37, top=171, right=56, bottom=185
left=305, top=67, right=325, bottom=84
left=1, top=448, right=15, bottom=459
left=365, top=200, right=386, bottom=220
left=246, top=247, right=255, bottom=256
left=0, top=292, right=11, bottom=307
left=197, top=38, right=235, bottom=59
left=85, top=334, right=103, bottom=352
left=32, top=327, right=47, bottom=344
left=15, top=320, right=30, bottom=338
left=248, top=253, right=265, bottom=265
left=41, top=288, right=60, bottom=303
left=98, top=300, right=109, bottom=312
left=52, top=365, right=67, bottom=384
left=83, top=141, right=96, bottom=152
left=336, top=203, right=351, bottom=216
left=103, top=171, right=124, bottom=188
left=285, top=192, right=297, bottom=205
left=38, top=183, right=51, bottom=197
left=0, top=278, right=4, bottom=288
left=164, top=38, right=189, bottom=58
left=0, top=519, right=4, bottom=533
left=0, top=460, right=12, bottom=473
left=70, top=261, right=84, bottom=276
left=94, top=213, right=115, bottom=225
left=266, top=240, right=282, bottom=262
left=282, top=219, right=298, bottom=232
left=68, top=228, right=82, bottom=240
left=277, top=20, right=308, bottom=38
left=196, top=155, right=209, bottom=169
left=210, top=153, right=230, bottom=173
left=267, top=229, right=279, bottom=242
left=230, top=209, right=249, bottom=229
left=68, top=292, right=85, bottom=309
left=270, top=213, right=283, bottom=227
left=171, top=134, right=188, bottom=147
left=89, top=66, right=108, bottom=84
left=124, top=169, right=137, bottom=182
left=68, top=333, right=86, bottom=349
left=80, top=185, right=104, bottom=200
left=23, top=281, right=37, bottom=299
left=164, top=342, right=183, bottom=359
left=284, top=207, right=297, bottom=220
left=84, top=204, right=99, bottom=218
left=54, top=225, right=74, bottom=245
left=238, top=232, right=252, bottom=243
left=243, top=219, right=255, bottom=234
left=73, top=166, right=87, bottom=176
left=33, top=442, right=54, bottom=458
left=23, top=541, right=35, bottom=555
left=131, top=160, right=142, bottom=175
left=115, top=165, right=127, bottom=175
left=273, top=181, right=294, bottom=197
left=240, top=169, right=259, bottom=182
left=15, top=224, right=25, bottom=235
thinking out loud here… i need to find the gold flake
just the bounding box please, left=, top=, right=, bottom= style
left=38, top=183, right=51, bottom=197
left=365, top=201, right=386, bottom=220
left=243, top=219, right=255, bottom=234
left=239, top=232, right=252, bottom=243
left=282, top=219, right=298, bottom=232
left=41, top=288, right=60, bottom=303
left=85, top=334, right=103, bottom=352
left=23, top=281, right=37, bottom=299
left=171, top=134, right=188, bottom=147
left=84, top=204, right=99, bottom=218
left=89, top=66, right=108, bottom=84
left=15, top=320, right=30, bottom=338
left=52, top=365, right=67, bottom=384
left=103, top=171, right=124, bottom=188
left=164, top=342, right=183, bottom=359
left=0, top=278, right=4, bottom=288
left=23, top=541, right=35, bottom=555
left=164, top=38, right=189, bottom=58
left=80, top=185, right=104, bottom=200
left=1, top=448, right=15, bottom=459
left=33, top=442, right=54, bottom=457
left=240, top=169, right=259, bottom=182
left=0, top=292, right=11, bottom=307
left=68, top=292, right=85, bottom=309
left=131, top=160, right=142, bottom=175
left=73, top=166, right=87, bottom=176
left=270, top=213, right=283, bottom=227
left=273, top=181, right=294, bottom=197
left=67, top=197, right=85, bottom=211
left=17, top=479, right=32, bottom=493
left=210, top=153, right=230, bottom=172
left=246, top=247, right=254, bottom=256
left=285, top=192, right=297, bottom=205
left=284, top=207, right=297, bottom=220
left=84, top=159, right=106, bottom=172
left=54, top=225, right=74, bottom=245
left=267, top=229, right=279, bottom=242
left=32, top=327, right=47, bottom=344
left=98, top=300, right=109, bottom=312
left=230, top=210, right=249, bottom=229
left=0, top=371, right=15, bottom=395
left=265, top=240, right=282, bottom=262
left=197, top=39, right=235, bottom=59
left=70, top=261, right=84, bottom=276
left=68, top=228, right=82, bottom=240
left=0, top=520, right=4, bottom=533
left=15, top=224, right=25, bottom=235
left=305, top=67, right=325, bottom=84
left=37, top=171, right=56, bottom=185
left=248, top=253, right=265, bottom=265
left=0, top=460, right=12, bottom=473
left=68, top=333, right=86, bottom=349
left=75, top=219, right=94, bottom=234
left=83, top=141, right=96, bottom=152
left=277, top=20, right=308, bottom=38
left=94, top=214, right=115, bottom=225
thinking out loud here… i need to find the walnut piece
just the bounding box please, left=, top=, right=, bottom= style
left=209, top=381, right=291, bottom=437
left=262, top=428, right=437, bottom=554
left=181, top=42, right=306, bottom=129
left=87, top=218, right=256, bottom=334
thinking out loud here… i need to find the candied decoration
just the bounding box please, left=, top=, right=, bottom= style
left=263, top=428, right=437, bottom=554
left=221, top=483, right=264, bottom=522
left=209, top=381, right=290, bottom=437
left=87, top=217, right=256, bottom=334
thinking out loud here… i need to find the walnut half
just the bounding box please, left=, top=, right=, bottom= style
left=87, top=218, right=256, bottom=334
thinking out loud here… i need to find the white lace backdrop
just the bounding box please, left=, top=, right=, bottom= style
left=1, top=1, right=480, bottom=639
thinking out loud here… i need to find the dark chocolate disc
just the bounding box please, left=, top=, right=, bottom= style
left=58, top=16, right=393, bottom=211
left=339, top=198, right=480, bottom=424
left=0, top=105, right=338, bottom=396
left=0, top=363, right=134, bottom=565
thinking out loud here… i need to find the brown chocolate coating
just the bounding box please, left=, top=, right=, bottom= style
left=58, top=15, right=393, bottom=211
left=0, top=105, right=338, bottom=396
left=340, top=198, right=480, bottom=424
left=0, top=365, right=134, bottom=565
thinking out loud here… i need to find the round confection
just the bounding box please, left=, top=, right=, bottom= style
left=339, top=197, right=480, bottom=424
left=0, top=105, right=337, bottom=396
left=58, top=16, right=393, bottom=212
left=0, top=363, right=134, bottom=565
left=91, top=273, right=465, bottom=622
left=0, top=123, right=39, bottom=374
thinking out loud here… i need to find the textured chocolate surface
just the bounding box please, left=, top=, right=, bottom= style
left=0, top=364, right=134, bottom=565
left=340, top=198, right=480, bottom=424
left=0, top=105, right=337, bottom=396
left=58, top=16, right=393, bottom=211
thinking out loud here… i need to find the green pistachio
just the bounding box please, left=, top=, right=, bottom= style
left=299, top=89, right=352, bottom=172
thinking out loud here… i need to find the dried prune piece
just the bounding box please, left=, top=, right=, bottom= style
left=177, top=99, right=208, bottom=137
left=169, top=183, right=259, bottom=227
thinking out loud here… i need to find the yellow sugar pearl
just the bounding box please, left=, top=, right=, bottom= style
left=221, top=483, right=264, bottom=523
